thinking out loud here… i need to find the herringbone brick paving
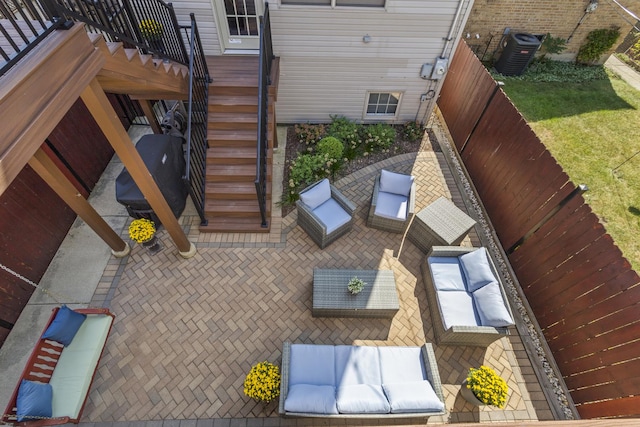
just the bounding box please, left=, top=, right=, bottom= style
left=85, top=131, right=552, bottom=424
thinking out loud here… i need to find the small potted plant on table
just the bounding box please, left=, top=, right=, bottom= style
left=347, top=276, right=366, bottom=295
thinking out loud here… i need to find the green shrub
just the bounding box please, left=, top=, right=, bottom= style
left=362, top=123, right=395, bottom=154
left=576, top=27, right=620, bottom=64
left=294, top=123, right=326, bottom=147
left=538, top=33, right=566, bottom=60
left=316, top=136, right=344, bottom=174
left=327, top=115, right=362, bottom=160
left=283, top=154, right=328, bottom=205
left=402, top=121, right=424, bottom=142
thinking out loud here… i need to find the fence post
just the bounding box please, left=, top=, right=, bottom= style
left=460, top=81, right=504, bottom=154
left=507, top=184, right=589, bottom=254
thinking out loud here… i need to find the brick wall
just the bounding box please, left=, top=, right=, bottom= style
left=464, top=0, right=640, bottom=62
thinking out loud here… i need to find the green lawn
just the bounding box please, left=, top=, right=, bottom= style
left=500, top=72, right=640, bottom=272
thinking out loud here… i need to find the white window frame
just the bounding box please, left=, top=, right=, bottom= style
left=279, top=0, right=385, bottom=8
left=364, top=91, right=402, bottom=120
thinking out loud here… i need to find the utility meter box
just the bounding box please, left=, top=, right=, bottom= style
left=431, top=57, right=448, bottom=80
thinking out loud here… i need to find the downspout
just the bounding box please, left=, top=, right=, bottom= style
left=420, top=0, right=469, bottom=124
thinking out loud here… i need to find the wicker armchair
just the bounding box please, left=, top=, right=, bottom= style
left=296, top=179, right=356, bottom=249
left=367, top=170, right=416, bottom=233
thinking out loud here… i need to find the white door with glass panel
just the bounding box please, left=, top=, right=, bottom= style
left=213, top=0, right=261, bottom=51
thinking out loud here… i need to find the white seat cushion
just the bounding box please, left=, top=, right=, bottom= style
left=336, top=384, right=390, bottom=414
left=49, top=314, right=113, bottom=418
left=382, top=381, right=444, bottom=413
left=379, top=170, right=414, bottom=197
left=335, top=345, right=382, bottom=386
left=374, top=191, right=408, bottom=220
left=472, top=282, right=514, bottom=327
left=300, top=178, right=331, bottom=210
left=458, top=248, right=497, bottom=292
left=289, top=344, right=335, bottom=386
left=313, top=198, right=352, bottom=234
left=436, top=290, right=479, bottom=330
left=378, top=347, right=425, bottom=384
left=284, top=384, right=338, bottom=414
left=428, top=257, right=467, bottom=291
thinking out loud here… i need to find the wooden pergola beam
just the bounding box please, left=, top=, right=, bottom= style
left=80, top=78, right=196, bottom=258
left=28, top=147, right=130, bottom=257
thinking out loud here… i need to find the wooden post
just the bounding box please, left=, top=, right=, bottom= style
left=28, top=147, right=130, bottom=258
left=138, top=99, right=163, bottom=134
left=81, top=79, right=196, bottom=258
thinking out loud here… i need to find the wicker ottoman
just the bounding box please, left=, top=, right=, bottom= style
left=408, top=197, right=476, bottom=253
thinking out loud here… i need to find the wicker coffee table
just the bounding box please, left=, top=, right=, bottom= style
left=312, top=268, right=399, bottom=318
left=408, top=197, right=476, bottom=253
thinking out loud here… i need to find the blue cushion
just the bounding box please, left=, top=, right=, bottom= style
left=289, top=344, right=335, bottom=386
left=284, top=384, right=338, bottom=414
left=42, top=306, right=87, bottom=346
left=16, top=380, right=53, bottom=422
left=378, top=347, right=425, bottom=384
left=313, top=198, right=352, bottom=234
left=382, top=381, right=444, bottom=413
left=473, top=282, right=515, bottom=327
left=379, top=170, right=414, bottom=197
left=336, top=384, right=390, bottom=414
left=300, top=179, right=331, bottom=210
left=335, top=345, right=382, bottom=386
left=458, top=248, right=497, bottom=292
left=374, top=191, right=408, bottom=220
left=436, top=290, right=479, bottom=329
left=428, top=257, right=467, bottom=291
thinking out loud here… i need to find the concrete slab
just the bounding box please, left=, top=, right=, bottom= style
left=605, top=55, right=640, bottom=92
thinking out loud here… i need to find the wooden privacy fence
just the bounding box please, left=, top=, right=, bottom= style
left=438, top=41, right=640, bottom=419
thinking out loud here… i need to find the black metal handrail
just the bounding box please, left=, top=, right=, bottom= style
left=0, top=0, right=67, bottom=76
left=181, top=13, right=210, bottom=225
left=255, top=2, right=273, bottom=228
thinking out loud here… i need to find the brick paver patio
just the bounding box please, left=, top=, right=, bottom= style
left=85, top=130, right=554, bottom=425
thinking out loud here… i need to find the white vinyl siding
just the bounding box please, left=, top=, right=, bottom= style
left=171, top=0, right=222, bottom=55
left=270, top=0, right=472, bottom=122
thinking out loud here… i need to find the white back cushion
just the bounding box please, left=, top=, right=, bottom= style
left=379, top=170, right=414, bottom=197
left=378, top=347, right=425, bottom=384
left=300, top=178, right=331, bottom=210
left=289, top=344, right=335, bottom=386
left=458, top=248, right=497, bottom=292
left=383, top=381, right=444, bottom=413
left=473, top=282, right=514, bottom=327
left=335, top=345, right=382, bottom=386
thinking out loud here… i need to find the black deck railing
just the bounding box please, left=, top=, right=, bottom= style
left=0, top=0, right=67, bottom=76
left=255, top=2, right=273, bottom=228
left=181, top=13, right=210, bottom=225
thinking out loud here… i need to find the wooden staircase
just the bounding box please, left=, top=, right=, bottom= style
left=88, top=33, right=189, bottom=99
left=200, top=56, right=278, bottom=233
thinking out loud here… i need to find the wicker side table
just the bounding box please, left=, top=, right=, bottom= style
left=408, top=197, right=476, bottom=254
left=312, top=268, right=399, bottom=318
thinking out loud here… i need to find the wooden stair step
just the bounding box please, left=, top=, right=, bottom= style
left=205, top=199, right=268, bottom=216
left=207, top=147, right=257, bottom=164
left=207, top=129, right=257, bottom=147
left=210, top=79, right=258, bottom=96
left=205, top=182, right=269, bottom=199
left=209, top=95, right=258, bottom=113
left=199, top=217, right=271, bottom=233
left=206, top=164, right=256, bottom=181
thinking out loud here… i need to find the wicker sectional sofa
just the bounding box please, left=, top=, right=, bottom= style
left=421, top=246, right=515, bottom=346
left=279, top=342, right=446, bottom=418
